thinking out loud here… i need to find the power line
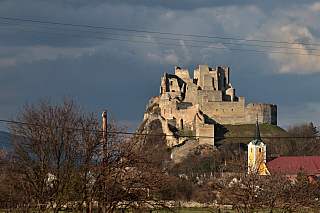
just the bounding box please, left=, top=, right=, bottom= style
left=1, top=16, right=320, bottom=47
left=1, top=21, right=318, bottom=52
left=1, top=27, right=320, bottom=57
left=1, top=16, right=320, bottom=56
left=0, top=119, right=318, bottom=140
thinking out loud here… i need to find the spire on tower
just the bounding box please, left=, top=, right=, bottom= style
left=254, top=116, right=261, bottom=142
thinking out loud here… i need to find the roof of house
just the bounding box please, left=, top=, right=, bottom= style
left=266, top=156, right=320, bottom=175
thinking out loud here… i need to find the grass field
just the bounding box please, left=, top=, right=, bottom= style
left=215, top=123, right=287, bottom=145
left=152, top=207, right=318, bottom=212
left=2, top=207, right=318, bottom=213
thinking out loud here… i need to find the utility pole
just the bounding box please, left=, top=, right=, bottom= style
left=103, top=110, right=107, bottom=168
left=102, top=110, right=107, bottom=213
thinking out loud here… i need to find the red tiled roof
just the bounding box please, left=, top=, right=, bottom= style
left=266, top=156, right=320, bottom=175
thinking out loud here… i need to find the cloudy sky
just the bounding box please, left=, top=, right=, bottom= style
left=1, top=0, right=320, bottom=132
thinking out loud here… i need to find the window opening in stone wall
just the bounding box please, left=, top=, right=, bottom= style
left=180, top=119, right=184, bottom=130
left=259, top=148, right=262, bottom=153
left=251, top=148, right=253, bottom=153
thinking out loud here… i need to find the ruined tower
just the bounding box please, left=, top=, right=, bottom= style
left=142, top=65, right=277, bottom=147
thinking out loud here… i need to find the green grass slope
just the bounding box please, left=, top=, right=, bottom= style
left=215, top=124, right=287, bottom=145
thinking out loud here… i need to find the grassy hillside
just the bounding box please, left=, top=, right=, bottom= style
left=215, top=124, right=287, bottom=145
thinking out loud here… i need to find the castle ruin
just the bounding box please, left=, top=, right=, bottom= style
left=143, top=65, right=277, bottom=147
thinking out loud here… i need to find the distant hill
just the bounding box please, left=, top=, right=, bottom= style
left=0, top=131, right=13, bottom=149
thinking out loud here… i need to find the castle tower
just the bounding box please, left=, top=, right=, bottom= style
left=247, top=118, right=269, bottom=175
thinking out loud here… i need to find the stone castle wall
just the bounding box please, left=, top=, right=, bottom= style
left=200, top=99, right=277, bottom=125
left=245, top=103, right=277, bottom=125
left=158, top=65, right=277, bottom=126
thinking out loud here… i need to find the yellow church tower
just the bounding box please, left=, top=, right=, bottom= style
left=247, top=117, right=269, bottom=175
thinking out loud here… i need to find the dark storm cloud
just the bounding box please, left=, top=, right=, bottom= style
left=35, top=0, right=320, bottom=11
left=1, top=0, right=320, bottom=131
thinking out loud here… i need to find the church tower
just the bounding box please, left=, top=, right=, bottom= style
left=247, top=118, right=269, bottom=175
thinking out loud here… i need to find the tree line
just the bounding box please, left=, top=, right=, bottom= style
left=1, top=96, right=320, bottom=212
left=0, top=96, right=173, bottom=212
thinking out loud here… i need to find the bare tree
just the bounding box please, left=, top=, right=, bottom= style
left=267, top=122, right=320, bottom=157
left=280, top=169, right=320, bottom=212
left=0, top=149, right=10, bottom=210
left=8, top=96, right=103, bottom=213
left=217, top=169, right=320, bottom=213
left=6, top=96, right=170, bottom=213
left=218, top=171, right=267, bottom=213
left=99, top=130, right=171, bottom=212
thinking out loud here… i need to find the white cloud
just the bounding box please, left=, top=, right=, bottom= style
left=266, top=23, right=320, bottom=74
left=180, top=40, right=192, bottom=62
left=207, top=5, right=265, bottom=36
left=0, top=45, right=98, bottom=69
left=309, top=2, right=320, bottom=11
left=199, top=43, right=230, bottom=64
left=160, top=11, right=175, bottom=20
left=201, top=43, right=229, bottom=53
left=164, top=49, right=179, bottom=64
left=146, top=41, right=193, bottom=65
left=147, top=53, right=163, bottom=62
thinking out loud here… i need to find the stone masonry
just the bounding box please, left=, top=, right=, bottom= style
left=143, top=65, right=277, bottom=147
